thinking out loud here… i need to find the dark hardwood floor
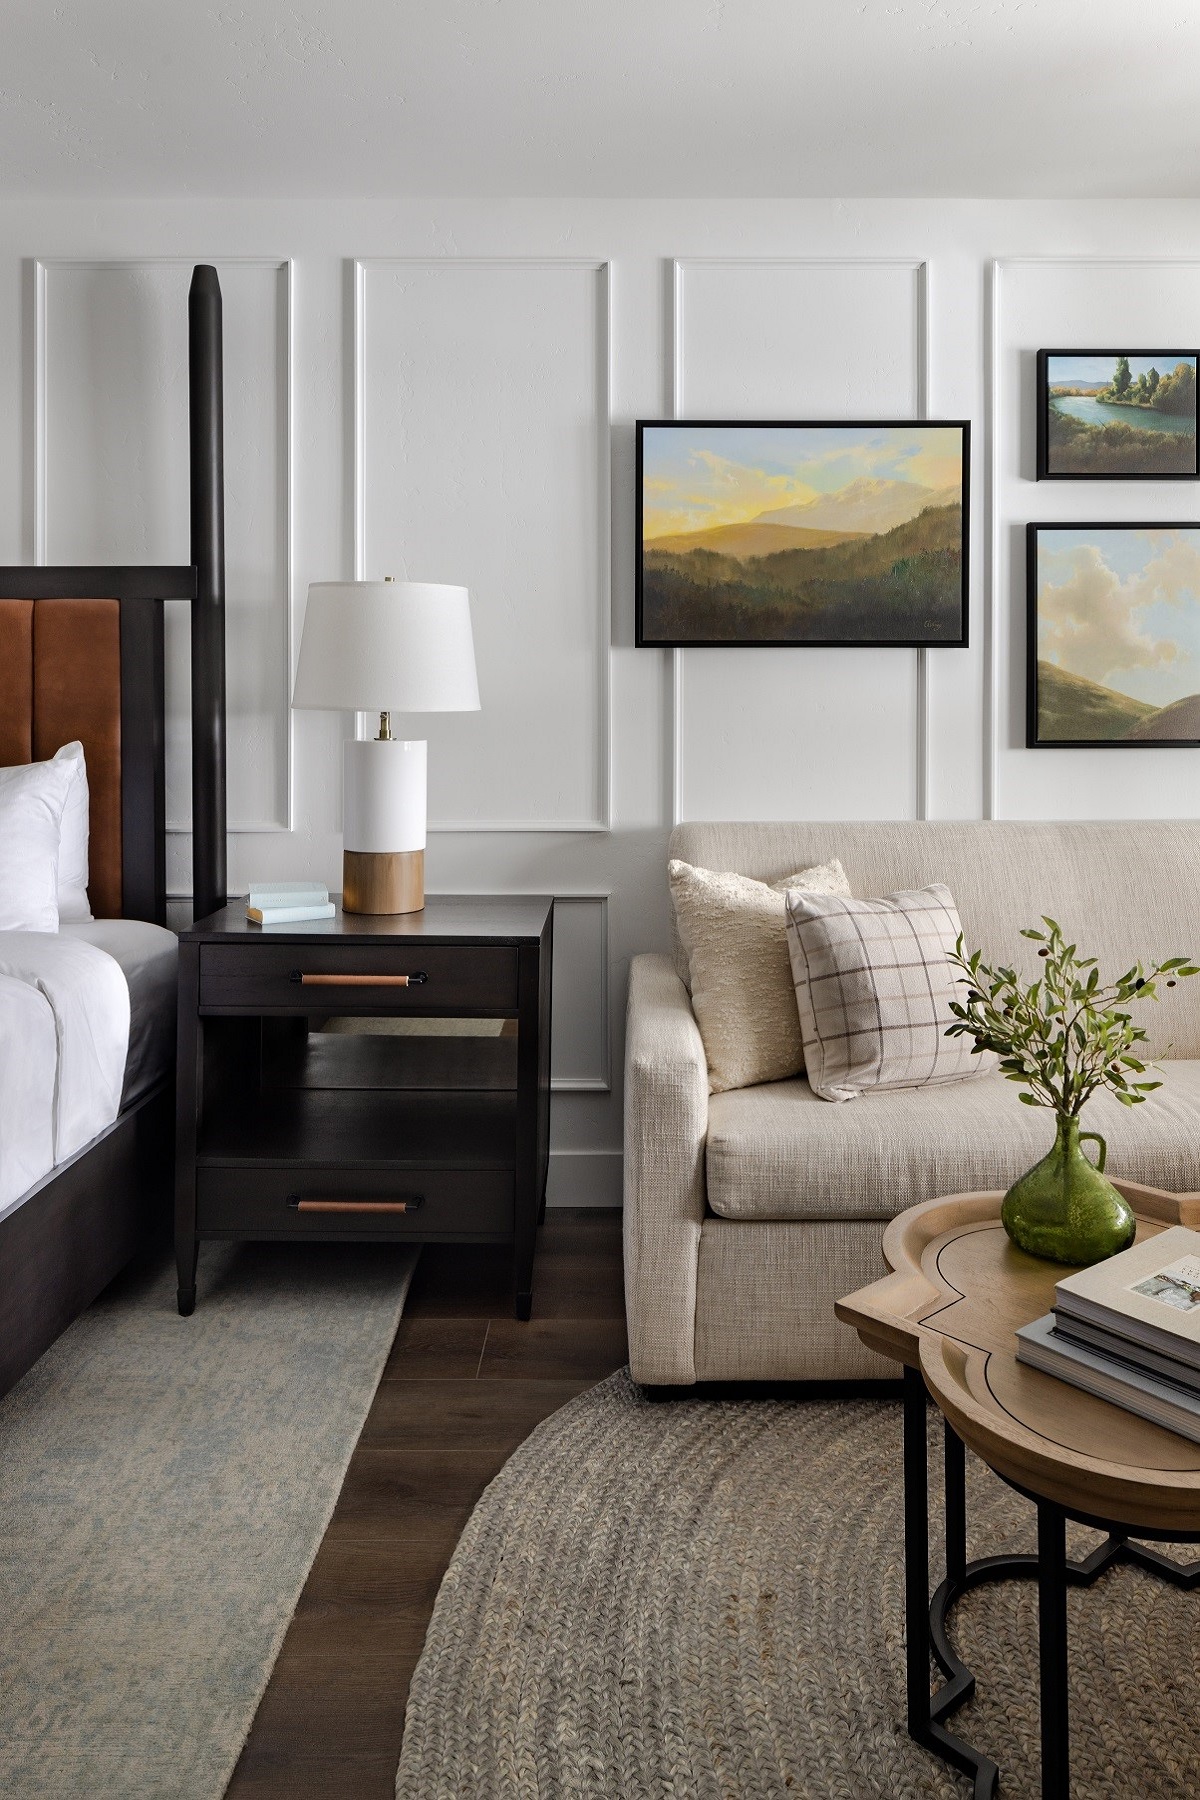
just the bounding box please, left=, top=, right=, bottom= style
left=225, top=1208, right=628, bottom=1798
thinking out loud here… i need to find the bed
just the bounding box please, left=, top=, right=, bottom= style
left=0, top=266, right=227, bottom=1398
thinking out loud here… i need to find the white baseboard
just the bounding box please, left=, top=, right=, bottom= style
left=546, top=1149, right=623, bottom=1209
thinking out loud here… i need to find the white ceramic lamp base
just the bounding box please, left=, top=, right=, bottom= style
left=342, top=737, right=427, bottom=915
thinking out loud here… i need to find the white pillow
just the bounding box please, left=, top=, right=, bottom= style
left=53, top=742, right=92, bottom=923
left=669, top=857, right=851, bottom=1093
left=0, top=755, right=75, bottom=931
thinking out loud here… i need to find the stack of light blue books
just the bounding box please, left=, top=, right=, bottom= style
left=245, top=881, right=334, bottom=925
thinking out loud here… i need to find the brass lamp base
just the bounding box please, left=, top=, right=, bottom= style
left=342, top=849, right=425, bottom=915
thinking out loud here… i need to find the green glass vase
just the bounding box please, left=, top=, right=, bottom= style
left=1001, top=1114, right=1136, bottom=1266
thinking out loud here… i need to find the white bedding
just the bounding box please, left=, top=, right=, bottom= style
left=0, top=933, right=131, bottom=1217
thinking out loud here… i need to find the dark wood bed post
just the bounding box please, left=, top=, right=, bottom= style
left=188, top=265, right=227, bottom=924
left=0, top=267, right=229, bottom=1397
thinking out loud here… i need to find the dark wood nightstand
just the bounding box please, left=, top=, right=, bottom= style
left=174, top=895, right=552, bottom=1320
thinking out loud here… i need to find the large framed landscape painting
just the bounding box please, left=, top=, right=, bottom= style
left=1028, top=523, right=1200, bottom=747
left=635, top=420, right=970, bottom=648
left=1037, top=351, right=1199, bottom=480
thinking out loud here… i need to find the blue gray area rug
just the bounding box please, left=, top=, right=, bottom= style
left=0, top=1237, right=416, bottom=1798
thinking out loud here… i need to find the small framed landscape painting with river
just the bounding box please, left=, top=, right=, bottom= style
left=635, top=419, right=969, bottom=648
left=1037, top=350, right=1198, bottom=479
left=1028, top=522, right=1200, bottom=747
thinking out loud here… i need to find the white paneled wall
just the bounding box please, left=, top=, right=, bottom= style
left=38, top=258, right=293, bottom=835
left=357, top=259, right=610, bottom=830
left=548, top=897, right=610, bottom=1092
left=4, top=198, right=1200, bottom=1203
left=991, top=259, right=1200, bottom=820
left=673, top=260, right=928, bottom=823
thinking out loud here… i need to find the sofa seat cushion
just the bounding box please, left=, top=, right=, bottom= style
left=705, top=1063, right=1200, bottom=1223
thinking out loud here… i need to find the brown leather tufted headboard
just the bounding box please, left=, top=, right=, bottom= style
left=0, top=570, right=199, bottom=925
left=0, top=598, right=124, bottom=916
left=0, top=267, right=228, bottom=928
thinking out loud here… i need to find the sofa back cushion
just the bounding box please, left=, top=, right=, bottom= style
left=670, top=820, right=1200, bottom=1062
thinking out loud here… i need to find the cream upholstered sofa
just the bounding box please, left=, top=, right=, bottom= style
left=624, top=819, right=1200, bottom=1387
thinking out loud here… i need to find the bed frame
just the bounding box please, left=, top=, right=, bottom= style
left=0, top=266, right=227, bottom=1399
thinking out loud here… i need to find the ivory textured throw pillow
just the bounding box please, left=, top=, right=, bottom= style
left=669, top=857, right=851, bottom=1093
left=784, top=882, right=994, bottom=1102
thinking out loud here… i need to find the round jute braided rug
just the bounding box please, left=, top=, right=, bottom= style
left=395, top=1371, right=1200, bottom=1799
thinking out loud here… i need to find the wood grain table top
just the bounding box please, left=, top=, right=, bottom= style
left=836, top=1183, right=1200, bottom=1533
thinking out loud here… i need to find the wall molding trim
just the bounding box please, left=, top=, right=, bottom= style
left=668, top=256, right=931, bottom=826
left=33, top=254, right=296, bottom=838
left=546, top=1147, right=622, bottom=1209
left=352, top=256, right=613, bottom=834
left=547, top=892, right=611, bottom=1093
left=985, top=256, right=1001, bottom=822
left=418, top=887, right=611, bottom=1094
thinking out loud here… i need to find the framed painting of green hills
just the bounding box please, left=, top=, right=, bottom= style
left=1028, top=523, right=1200, bottom=747
left=1037, top=351, right=1199, bottom=480
left=635, top=420, right=970, bottom=648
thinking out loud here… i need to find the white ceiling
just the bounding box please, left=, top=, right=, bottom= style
left=4, top=0, right=1199, bottom=199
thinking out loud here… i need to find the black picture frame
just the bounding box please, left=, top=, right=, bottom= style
left=1027, top=521, right=1200, bottom=748
left=1036, top=350, right=1199, bottom=481
left=635, top=418, right=970, bottom=649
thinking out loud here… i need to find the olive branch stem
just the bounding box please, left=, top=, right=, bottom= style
left=945, top=918, right=1199, bottom=1117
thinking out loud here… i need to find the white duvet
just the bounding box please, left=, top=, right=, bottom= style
left=0, top=933, right=130, bottom=1218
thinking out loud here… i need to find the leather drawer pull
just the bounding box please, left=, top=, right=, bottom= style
left=287, top=1195, right=425, bottom=1214
left=290, top=970, right=427, bottom=987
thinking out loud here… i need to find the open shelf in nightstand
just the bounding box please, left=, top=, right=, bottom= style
left=198, top=1085, right=517, bottom=1169
left=262, top=1023, right=519, bottom=1094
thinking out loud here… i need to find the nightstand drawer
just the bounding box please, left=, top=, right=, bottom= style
left=196, top=1166, right=514, bottom=1238
left=198, top=942, right=518, bottom=1013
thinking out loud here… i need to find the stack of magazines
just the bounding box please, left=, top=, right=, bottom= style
left=245, top=880, right=334, bottom=926
left=1016, top=1227, right=1200, bottom=1443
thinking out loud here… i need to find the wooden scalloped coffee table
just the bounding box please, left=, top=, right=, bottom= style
left=836, top=1181, right=1200, bottom=1800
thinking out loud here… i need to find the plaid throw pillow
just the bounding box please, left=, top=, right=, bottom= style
left=784, top=883, right=994, bottom=1102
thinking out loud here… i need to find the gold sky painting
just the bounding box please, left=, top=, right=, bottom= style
left=636, top=421, right=969, bottom=646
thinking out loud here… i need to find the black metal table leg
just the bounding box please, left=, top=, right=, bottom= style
left=900, top=1394, right=1200, bottom=1797
left=902, top=1365, right=931, bottom=1741
left=945, top=1420, right=967, bottom=1588
left=1037, top=1502, right=1070, bottom=1800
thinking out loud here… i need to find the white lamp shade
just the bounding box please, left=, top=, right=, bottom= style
left=292, top=580, right=480, bottom=714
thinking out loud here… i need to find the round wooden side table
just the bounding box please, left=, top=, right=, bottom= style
left=836, top=1181, right=1200, bottom=1800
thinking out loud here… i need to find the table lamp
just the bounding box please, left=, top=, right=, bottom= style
left=292, top=578, right=480, bottom=914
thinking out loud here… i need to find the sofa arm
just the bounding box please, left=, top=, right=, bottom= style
left=623, top=953, right=710, bottom=1385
